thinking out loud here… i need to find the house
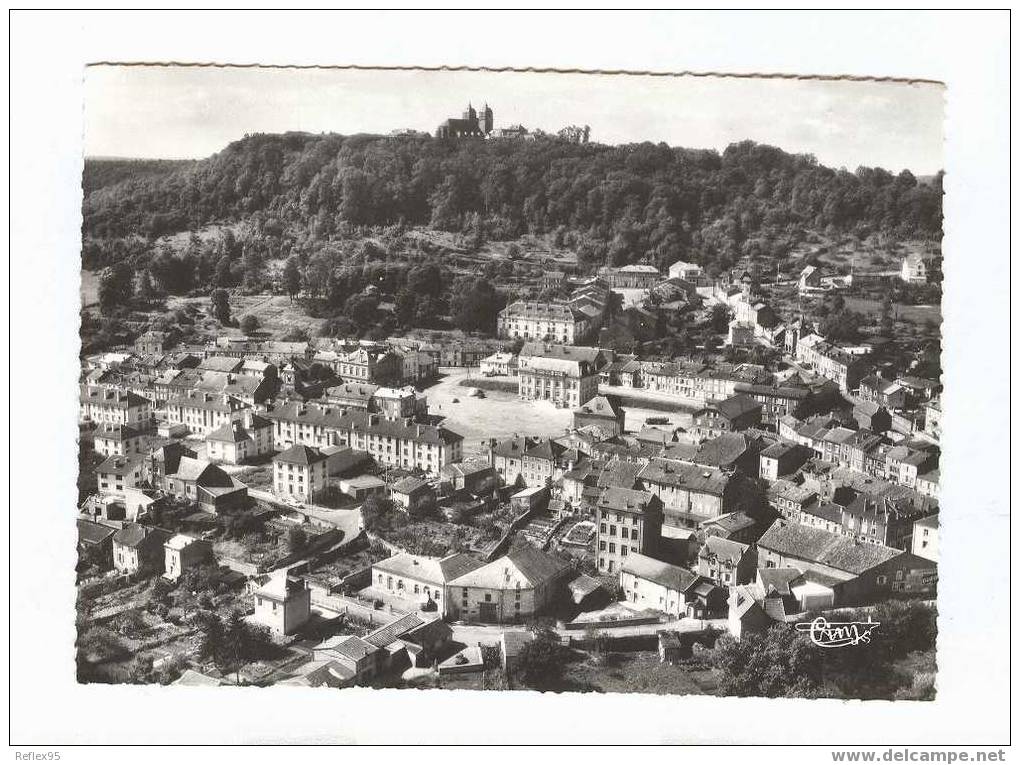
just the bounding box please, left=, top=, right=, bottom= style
left=900, top=252, right=934, bottom=284
left=497, top=301, right=593, bottom=345
left=693, top=432, right=766, bottom=473
left=77, top=519, right=117, bottom=571
left=594, top=486, right=664, bottom=575
left=487, top=435, right=536, bottom=488
left=166, top=456, right=248, bottom=513
left=80, top=385, right=152, bottom=427
left=205, top=410, right=274, bottom=465
left=371, top=552, right=483, bottom=617
left=361, top=612, right=452, bottom=670
left=696, top=536, right=755, bottom=586
left=163, top=534, right=214, bottom=581
left=727, top=583, right=788, bottom=640
left=480, top=352, right=518, bottom=377
left=636, top=459, right=734, bottom=530
left=112, top=524, right=171, bottom=575
left=734, top=382, right=812, bottom=426
left=516, top=349, right=599, bottom=409
left=572, top=395, right=625, bottom=437
left=854, top=401, right=892, bottom=433
left=198, top=355, right=244, bottom=374
left=798, top=264, right=823, bottom=294
left=252, top=571, right=312, bottom=635
left=698, top=512, right=760, bottom=545
left=446, top=546, right=574, bottom=623
left=755, top=520, right=937, bottom=606
left=390, top=476, right=436, bottom=516
left=759, top=441, right=810, bottom=482
left=322, top=382, right=378, bottom=411
left=338, top=475, right=387, bottom=502
left=440, top=459, right=498, bottom=495
left=911, top=514, right=939, bottom=562
left=273, top=445, right=329, bottom=503
left=146, top=442, right=197, bottom=491
left=620, top=552, right=725, bottom=619
left=309, top=635, right=382, bottom=687
left=96, top=453, right=147, bottom=496
left=859, top=375, right=908, bottom=410
left=598, top=263, right=661, bottom=289
left=510, top=485, right=549, bottom=515
left=668, top=260, right=704, bottom=283
left=692, top=394, right=762, bottom=439
left=521, top=438, right=574, bottom=489
left=373, top=386, right=427, bottom=419
left=135, top=330, right=172, bottom=355
left=165, top=391, right=248, bottom=437
left=768, top=480, right=819, bottom=521
left=797, top=339, right=869, bottom=392
left=93, top=422, right=146, bottom=457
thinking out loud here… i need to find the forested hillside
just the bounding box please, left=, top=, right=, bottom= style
left=83, top=132, right=942, bottom=273
left=82, top=158, right=196, bottom=196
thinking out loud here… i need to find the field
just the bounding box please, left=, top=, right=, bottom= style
left=843, top=296, right=942, bottom=325
left=427, top=369, right=691, bottom=458
left=166, top=292, right=325, bottom=339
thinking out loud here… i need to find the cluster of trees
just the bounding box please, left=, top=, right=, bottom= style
left=711, top=600, right=937, bottom=700
left=197, top=609, right=277, bottom=677
left=84, top=133, right=943, bottom=279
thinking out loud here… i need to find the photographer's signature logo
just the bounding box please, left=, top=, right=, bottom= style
left=795, top=616, right=880, bottom=648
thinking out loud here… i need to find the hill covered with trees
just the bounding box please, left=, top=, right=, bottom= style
left=82, top=158, right=197, bottom=196
left=84, top=132, right=942, bottom=272
left=80, top=133, right=942, bottom=346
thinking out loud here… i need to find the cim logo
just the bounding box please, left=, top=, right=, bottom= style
left=795, top=616, right=880, bottom=648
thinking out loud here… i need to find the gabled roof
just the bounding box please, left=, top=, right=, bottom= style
left=699, top=535, right=750, bottom=564
left=78, top=519, right=116, bottom=545
left=96, top=453, right=145, bottom=476
left=573, top=395, right=622, bottom=419
left=622, top=552, right=699, bottom=592
left=274, top=444, right=327, bottom=466
left=597, top=486, right=660, bottom=515
left=112, top=523, right=171, bottom=549
left=391, top=476, right=431, bottom=495
left=447, top=546, right=571, bottom=590
left=757, top=520, right=903, bottom=575
left=364, top=613, right=428, bottom=649
left=703, top=394, right=762, bottom=421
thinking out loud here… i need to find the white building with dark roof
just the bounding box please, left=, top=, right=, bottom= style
left=446, top=546, right=573, bottom=623
left=371, top=552, right=484, bottom=617
left=498, top=300, right=593, bottom=344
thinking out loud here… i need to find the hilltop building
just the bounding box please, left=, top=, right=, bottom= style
left=435, top=102, right=493, bottom=138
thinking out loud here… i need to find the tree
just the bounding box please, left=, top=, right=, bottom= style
left=711, top=626, right=823, bottom=698
left=240, top=314, right=260, bottom=335
left=283, top=256, right=302, bottom=299
left=361, top=495, right=396, bottom=533
left=451, top=277, right=504, bottom=334
left=513, top=629, right=570, bottom=689
left=287, top=526, right=308, bottom=555
left=210, top=288, right=231, bottom=325
left=99, top=262, right=134, bottom=314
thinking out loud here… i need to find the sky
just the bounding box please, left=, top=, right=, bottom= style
left=84, top=65, right=945, bottom=174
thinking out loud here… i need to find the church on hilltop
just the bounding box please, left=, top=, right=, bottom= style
left=435, top=102, right=494, bottom=138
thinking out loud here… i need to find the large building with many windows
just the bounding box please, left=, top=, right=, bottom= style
left=265, top=402, right=463, bottom=475
left=594, top=486, right=664, bottom=575
left=516, top=346, right=599, bottom=409
left=497, top=301, right=593, bottom=345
